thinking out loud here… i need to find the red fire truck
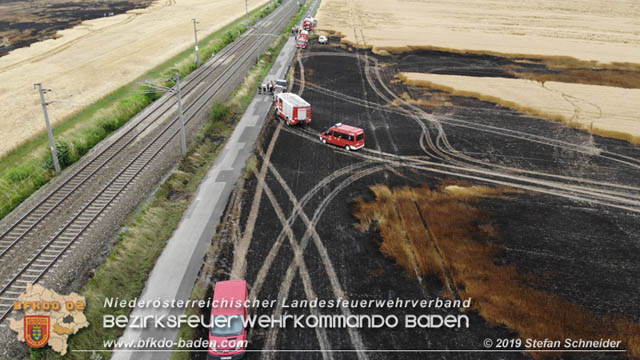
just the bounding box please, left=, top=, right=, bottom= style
left=274, top=93, right=311, bottom=126
left=303, top=17, right=316, bottom=31
left=320, top=123, right=365, bottom=150
left=296, top=30, right=309, bottom=48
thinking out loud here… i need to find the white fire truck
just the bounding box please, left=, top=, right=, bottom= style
left=274, top=93, right=311, bottom=126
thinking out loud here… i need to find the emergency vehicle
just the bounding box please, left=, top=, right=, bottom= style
left=274, top=93, right=311, bottom=125
left=208, top=280, right=248, bottom=360
left=303, top=17, right=316, bottom=31
left=320, top=123, right=365, bottom=150
left=296, top=30, right=309, bottom=48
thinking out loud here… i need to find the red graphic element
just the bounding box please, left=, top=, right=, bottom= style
left=24, top=315, right=50, bottom=348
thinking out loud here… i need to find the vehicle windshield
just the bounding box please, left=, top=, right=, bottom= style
left=210, top=315, right=244, bottom=337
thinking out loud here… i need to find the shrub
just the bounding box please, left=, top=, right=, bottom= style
left=73, top=140, right=91, bottom=157
left=211, top=101, right=231, bottom=122
left=6, top=165, right=32, bottom=183
left=223, top=31, right=235, bottom=45
left=55, top=141, right=72, bottom=167
left=209, top=121, right=228, bottom=137
left=101, top=118, right=120, bottom=132
left=43, top=141, right=73, bottom=169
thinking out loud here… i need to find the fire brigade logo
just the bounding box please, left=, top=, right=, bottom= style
left=9, top=283, right=88, bottom=355
left=24, top=315, right=50, bottom=348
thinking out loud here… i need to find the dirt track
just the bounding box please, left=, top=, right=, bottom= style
left=198, top=40, right=640, bottom=359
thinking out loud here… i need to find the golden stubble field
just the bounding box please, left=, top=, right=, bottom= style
left=398, top=73, right=640, bottom=143
left=316, top=0, right=640, bottom=143
left=0, top=0, right=152, bottom=56
left=316, top=0, right=640, bottom=63
left=0, top=0, right=267, bottom=157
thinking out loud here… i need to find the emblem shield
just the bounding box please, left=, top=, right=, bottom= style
left=24, top=315, right=50, bottom=348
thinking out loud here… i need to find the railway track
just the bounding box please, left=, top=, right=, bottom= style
left=0, top=0, right=299, bottom=325
left=0, top=4, right=289, bottom=260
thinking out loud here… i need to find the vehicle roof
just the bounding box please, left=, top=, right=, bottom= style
left=211, top=280, right=246, bottom=315
left=278, top=93, right=310, bottom=107
left=332, top=123, right=363, bottom=134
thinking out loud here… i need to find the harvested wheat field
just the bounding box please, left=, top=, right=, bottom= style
left=315, top=0, right=640, bottom=64
left=0, top=0, right=267, bottom=157
left=0, top=0, right=153, bottom=57
left=398, top=72, right=640, bottom=144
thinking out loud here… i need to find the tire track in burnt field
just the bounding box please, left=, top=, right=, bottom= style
left=232, top=39, right=640, bottom=358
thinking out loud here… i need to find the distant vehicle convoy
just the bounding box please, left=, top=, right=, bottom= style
left=275, top=93, right=311, bottom=126
left=320, top=123, right=365, bottom=150
left=276, top=25, right=367, bottom=149
left=296, top=17, right=317, bottom=48
left=208, top=280, right=248, bottom=360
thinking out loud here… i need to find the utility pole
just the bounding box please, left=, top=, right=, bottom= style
left=245, top=0, right=250, bottom=29
left=175, top=74, right=187, bottom=156
left=34, top=83, right=61, bottom=174
left=192, top=18, right=200, bottom=67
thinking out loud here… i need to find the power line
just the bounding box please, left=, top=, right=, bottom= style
left=192, top=18, right=200, bottom=67
left=245, top=0, right=250, bottom=29
left=34, top=83, right=61, bottom=174
left=135, top=75, right=187, bottom=156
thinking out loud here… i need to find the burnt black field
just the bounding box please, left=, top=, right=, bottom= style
left=0, top=0, right=152, bottom=57
left=200, top=41, right=640, bottom=359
